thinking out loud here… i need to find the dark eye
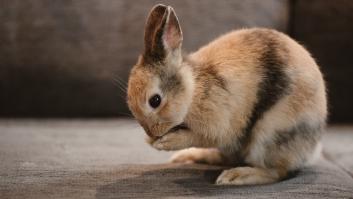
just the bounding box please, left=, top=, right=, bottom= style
left=149, top=94, right=161, bottom=108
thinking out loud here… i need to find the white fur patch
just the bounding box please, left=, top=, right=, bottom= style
left=305, top=142, right=322, bottom=166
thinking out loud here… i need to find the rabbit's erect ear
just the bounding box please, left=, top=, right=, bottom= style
left=163, top=7, right=183, bottom=50
left=143, top=5, right=183, bottom=64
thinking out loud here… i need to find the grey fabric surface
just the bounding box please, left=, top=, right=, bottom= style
left=322, top=126, right=353, bottom=177
left=1, top=119, right=353, bottom=198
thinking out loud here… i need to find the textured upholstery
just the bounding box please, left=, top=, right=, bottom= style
left=0, top=119, right=353, bottom=198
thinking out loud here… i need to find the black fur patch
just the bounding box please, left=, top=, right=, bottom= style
left=159, top=71, right=183, bottom=94
left=273, top=122, right=322, bottom=147
left=240, top=34, right=291, bottom=157
left=263, top=121, right=323, bottom=168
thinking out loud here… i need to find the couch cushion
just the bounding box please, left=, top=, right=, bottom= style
left=1, top=162, right=353, bottom=199
left=99, top=161, right=353, bottom=198
left=0, top=119, right=353, bottom=198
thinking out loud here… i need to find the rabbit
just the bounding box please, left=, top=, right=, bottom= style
left=127, top=4, right=327, bottom=185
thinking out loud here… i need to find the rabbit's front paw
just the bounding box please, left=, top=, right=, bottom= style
left=152, top=131, right=190, bottom=151
left=170, top=148, right=224, bottom=165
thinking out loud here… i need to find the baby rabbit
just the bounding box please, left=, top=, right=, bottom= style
left=127, top=4, right=327, bottom=185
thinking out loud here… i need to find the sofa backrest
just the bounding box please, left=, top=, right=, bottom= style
left=0, top=0, right=290, bottom=118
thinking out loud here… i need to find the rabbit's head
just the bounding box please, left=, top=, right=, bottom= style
left=127, top=5, right=194, bottom=140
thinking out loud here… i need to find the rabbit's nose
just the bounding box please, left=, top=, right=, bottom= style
left=140, top=122, right=155, bottom=138
left=145, top=128, right=155, bottom=138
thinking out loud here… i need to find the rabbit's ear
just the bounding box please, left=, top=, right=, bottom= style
left=143, top=5, right=183, bottom=64
left=163, top=7, right=183, bottom=51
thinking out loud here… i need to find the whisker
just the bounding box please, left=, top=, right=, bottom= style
left=114, top=83, right=127, bottom=95
left=112, top=77, right=127, bottom=94
left=117, top=111, right=133, bottom=117
left=112, top=77, right=126, bottom=87
left=113, top=75, right=128, bottom=86
left=114, top=79, right=127, bottom=89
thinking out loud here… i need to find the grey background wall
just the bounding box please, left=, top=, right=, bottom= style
left=0, top=0, right=352, bottom=123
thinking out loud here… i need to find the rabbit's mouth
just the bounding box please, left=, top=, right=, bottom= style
left=168, top=122, right=189, bottom=133
left=154, top=122, right=189, bottom=140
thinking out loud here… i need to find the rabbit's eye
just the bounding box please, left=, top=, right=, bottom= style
left=149, top=94, right=161, bottom=108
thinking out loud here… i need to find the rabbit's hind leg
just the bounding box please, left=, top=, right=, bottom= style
left=215, top=166, right=284, bottom=185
